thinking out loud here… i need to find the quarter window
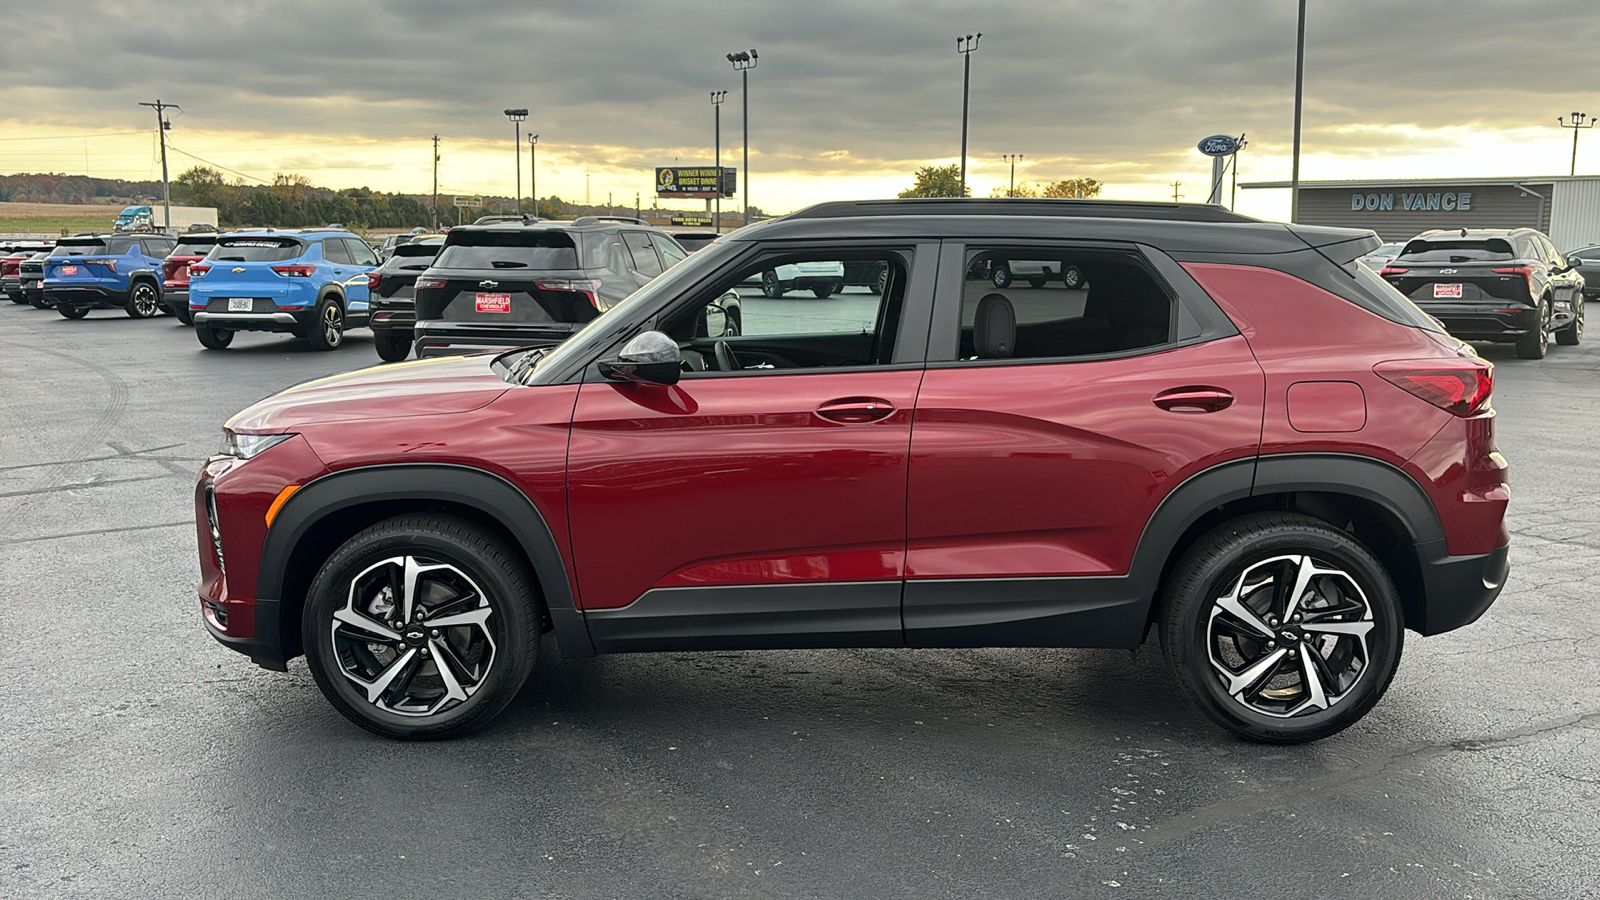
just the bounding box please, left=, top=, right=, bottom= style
left=345, top=238, right=379, bottom=267
left=622, top=232, right=663, bottom=277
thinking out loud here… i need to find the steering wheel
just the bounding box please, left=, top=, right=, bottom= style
left=714, top=340, right=742, bottom=372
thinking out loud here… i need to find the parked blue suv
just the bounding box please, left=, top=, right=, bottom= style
left=189, top=229, right=380, bottom=351
left=43, top=233, right=177, bottom=319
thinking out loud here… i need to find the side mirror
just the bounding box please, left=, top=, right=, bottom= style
left=598, top=331, right=680, bottom=386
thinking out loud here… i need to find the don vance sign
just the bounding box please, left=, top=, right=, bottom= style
left=1350, top=191, right=1474, bottom=212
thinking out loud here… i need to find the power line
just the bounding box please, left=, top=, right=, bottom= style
left=0, top=130, right=145, bottom=142
left=164, top=144, right=272, bottom=185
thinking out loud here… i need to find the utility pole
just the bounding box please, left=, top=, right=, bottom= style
left=711, top=90, right=727, bottom=233
left=528, top=134, right=539, bottom=217
left=1289, top=0, right=1306, bottom=223
left=1003, top=153, right=1022, bottom=197
left=431, top=135, right=440, bottom=230
left=956, top=33, right=982, bottom=197
left=138, top=99, right=179, bottom=233
left=1558, top=112, right=1595, bottom=176
left=727, top=49, right=758, bottom=226
left=1171, top=181, right=1183, bottom=202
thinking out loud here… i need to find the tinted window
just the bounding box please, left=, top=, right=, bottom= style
left=1571, top=246, right=1600, bottom=258
left=208, top=238, right=306, bottom=262
left=1342, top=262, right=1445, bottom=333
left=671, top=233, right=718, bottom=252
left=53, top=238, right=108, bottom=256
left=321, top=239, right=353, bottom=264
left=652, top=234, right=689, bottom=268
left=344, top=238, right=379, bottom=267
left=1396, top=239, right=1516, bottom=263
left=171, top=237, right=217, bottom=257
left=957, top=251, right=1173, bottom=359
left=434, top=230, right=580, bottom=269
left=622, top=232, right=663, bottom=277
left=393, top=241, right=444, bottom=259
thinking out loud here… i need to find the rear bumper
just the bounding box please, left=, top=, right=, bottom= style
left=162, top=287, right=189, bottom=312
left=412, top=320, right=576, bottom=358
left=1416, top=301, right=1539, bottom=340
left=1414, top=540, right=1509, bottom=635
left=371, top=309, right=416, bottom=335
left=193, top=311, right=306, bottom=332
left=42, top=284, right=129, bottom=308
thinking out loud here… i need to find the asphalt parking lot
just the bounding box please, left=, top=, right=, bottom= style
left=2, top=298, right=1598, bottom=899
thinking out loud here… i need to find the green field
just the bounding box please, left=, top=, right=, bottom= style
left=0, top=215, right=118, bottom=236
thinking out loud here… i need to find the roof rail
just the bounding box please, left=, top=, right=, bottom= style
left=784, top=198, right=1258, bottom=224
left=571, top=215, right=647, bottom=226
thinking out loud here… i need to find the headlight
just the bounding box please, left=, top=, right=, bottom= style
left=219, top=430, right=295, bottom=459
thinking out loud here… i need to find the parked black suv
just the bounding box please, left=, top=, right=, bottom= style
left=1382, top=227, right=1584, bottom=358
left=1566, top=244, right=1600, bottom=302
left=18, top=249, right=53, bottom=308
left=410, top=216, right=691, bottom=358
left=369, top=234, right=445, bottom=361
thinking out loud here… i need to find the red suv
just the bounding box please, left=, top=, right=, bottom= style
left=195, top=199, right=1510, bottom=743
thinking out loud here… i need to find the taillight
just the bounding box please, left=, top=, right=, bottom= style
left=414, top=276, right=447, bottom=290
left=271, top=264, right=317, bottom=278
left=83, top=257, right=118, bottom=273
left=1379, top=266, right=1408, bottom=276
left=189, top=264, right=211, bottom=277
left=365, top=272, right=382, bottom=290
left=1492, top=266, right=1535, bottom=294
left=536, top=279, right=603, bottom=309
left=1373, top=357, right=1493, bottom=417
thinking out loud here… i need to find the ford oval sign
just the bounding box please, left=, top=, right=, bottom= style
left=1197, top=134, right=1240, bottom=157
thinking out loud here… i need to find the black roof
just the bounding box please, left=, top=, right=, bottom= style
left=786, top=198, right=1257, bottom=223
left=450, top=215, right=664, bottom=235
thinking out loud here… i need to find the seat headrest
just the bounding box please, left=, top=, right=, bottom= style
left=973, top=293, right=1016, bottom=358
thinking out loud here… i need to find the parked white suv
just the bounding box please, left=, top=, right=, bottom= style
left=761, top=260, right=845, bottom=298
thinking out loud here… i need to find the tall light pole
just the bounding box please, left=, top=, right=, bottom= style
left=431, top=134, right=440, bottom=230
left=956, top=33, right=981, bottom=197
left=1558, top=112, right=1595, bottom=177
left=711, top=91, right=727, bottom=233
left=528, top=134, right=539, bottom=218
left=1289, top=0, right=1306, bottom=223
left=138, top=99, right=179, bottom=232
left=504, top=108, right=528, bottom=215
left=726, top=48, right=757, bottom=226
left=1003, top=153, right=1023, bottom=197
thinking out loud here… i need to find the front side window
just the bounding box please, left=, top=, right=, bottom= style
left=345, top=238, right=380, bottom=267
left=651, top=234, right=688, bottom=268
left=622, top=231, right=663, bottom=277
left=955, top=249, right=1174, bottom=361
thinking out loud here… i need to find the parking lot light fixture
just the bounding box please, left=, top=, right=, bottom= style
left=1557, top=112, right=1595, bottom=177
left=711, top=91, right=728, bottom=234
left=1003, top=153, right=1023, bottom=197
left=956, top=33, right=982, bottom=197
left=727, top=49, right=758, bottom=226
left=529, top=134, right=539, bottom=217
left=505, top=108, right=529, bottom=214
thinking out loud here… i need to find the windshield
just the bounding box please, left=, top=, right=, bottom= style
left=1396, top=239, right=1515, bottom=263
left=434, top=230, right=580, bottom=269
left=209, top=237, right=306, bottom=262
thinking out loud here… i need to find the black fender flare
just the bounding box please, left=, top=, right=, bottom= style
left=126, top=270, right=162, bottom=298
left=258, top=463, right=593, bottom=658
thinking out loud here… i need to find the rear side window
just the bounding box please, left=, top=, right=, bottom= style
left=55, top=238, right=108, bottom=256
left=1396, top=239, right=1515, bottom=263
left=434, top=230, right=580, bottom=269
left=321, top=239, right=354, bottom=264
left=622, top=231, right=663, bottom=277
left=171, top=237, right=216, bottom=257
left=209, top=238, right=306, bottom=262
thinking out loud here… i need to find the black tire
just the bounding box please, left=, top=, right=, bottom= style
left=991, top=264, right=1013, bottom=288
left=8, top=293, right=27, bottom=305
left=872, top=266, right=888, bottom=296
left=1515, top=299, right=1551, bottom=359
left=174, top=304, right=193, bottom=326
left=307, top=295, right=345, bottom=351
left=761, top=270, right=786, bottom=299
left=125, top=281, right=161, bottom=318
left=30, top=296, right=50, bottom=310
left=1158, top=513, right=1404, bottom=744
left=1028, top=276, right=1046, bottom=289
left=374, top=331, right=412, bottom=362
left=1556, top=296, right=1583, bottom=346
left=1061, top=265, right=1085, bottom=290
left=196, top=325, right=234, bottom=349
left=57, top=304, right=88, bottom=319
left=812, top=285, right=835, bottom=299
left=302, top=514, right=540, bottom=740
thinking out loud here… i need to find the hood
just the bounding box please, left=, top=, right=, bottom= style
left=228, top=354, right=511, bottom=431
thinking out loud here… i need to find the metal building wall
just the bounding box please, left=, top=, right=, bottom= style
left=1292, top=183, right=1552, bottom=242
left=1550, top=181, right=1600, bottom=251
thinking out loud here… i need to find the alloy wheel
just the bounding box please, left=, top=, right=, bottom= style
left=132, top=284, right=159, bottom=317
left=329, top=555, right=499, bottom=717
left=323, top=302, right=344, bottom=347
left=1205, top=554, right=1375, bottom=718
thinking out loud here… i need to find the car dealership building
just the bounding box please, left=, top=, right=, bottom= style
left=1241, top=175, right=1600, bottom=251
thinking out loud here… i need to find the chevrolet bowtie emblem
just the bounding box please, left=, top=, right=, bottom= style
left=233, top=267, right=246, bottom=273
left=479, top=280, right=498, bottom=289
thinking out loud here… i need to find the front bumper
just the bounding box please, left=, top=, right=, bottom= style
left=1414, top=540, right=1510, bottom=635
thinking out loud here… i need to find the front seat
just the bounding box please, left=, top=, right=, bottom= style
left=973, top=292, right=1017, bottom=358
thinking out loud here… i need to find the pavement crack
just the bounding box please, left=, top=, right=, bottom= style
left=6, top=520, right=192, bottom=545
left=0, top=473, right=183, bottom=499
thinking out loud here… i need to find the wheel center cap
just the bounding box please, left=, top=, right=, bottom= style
left=402, top=627, right=429, bottom=648
left=1279, top=630, right=1299, bottom=644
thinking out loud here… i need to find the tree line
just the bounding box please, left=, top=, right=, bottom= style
left=898, top=163, right=1103, bottom=200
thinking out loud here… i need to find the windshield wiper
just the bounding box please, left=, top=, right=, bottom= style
left=508, top=347, right=548, bottom=384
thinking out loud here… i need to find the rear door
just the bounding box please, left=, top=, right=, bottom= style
left=903, top=240, right=1265, bottom=648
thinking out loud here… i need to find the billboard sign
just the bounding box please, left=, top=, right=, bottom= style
left=670, top=215, right=714, bottom=226
left=453, top=195, right=484, bottom=208
left=656, top=167, right=737, bottom=198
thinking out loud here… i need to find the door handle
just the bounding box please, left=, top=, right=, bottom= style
left=815, top=397, right=896, bottom=423
left=1153, top=387, right=1235, bottom=413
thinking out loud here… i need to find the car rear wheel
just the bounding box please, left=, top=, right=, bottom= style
left=812, top=284, right=835, bottom=299
left=307, top=296, right=345, bottom=351
left=991, top=264, right=1013, bottom=288
left=1515, top=299, right=1551, bottom=359
left=196, top=325, right=234, bottom=349
left=1028, top=276, right=1046, bottom=289
left=1556, top=296, right=1584, bottom=346
left=761, top=270, right=786, bottom=298
left=872, top=267, right=888, bottom=295
left=1159, top=513, right=1403, bottom=744
left=57, top=305, right=88, bottom=319
left=374, top=331, right=412, bottom=362
left=1061, top=265, right=1085, bottom=289
left=8, top=293, right=27, bottom=305
left=302, top=515, right=540, bottom=740
left=174, top=305, right=193, bottom=326
left=125, top=282, right=161, bottom=318
left=30, top=297, right=50, bottom=309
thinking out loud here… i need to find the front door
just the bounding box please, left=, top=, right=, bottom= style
left=565, top=245, right=934, bottom=652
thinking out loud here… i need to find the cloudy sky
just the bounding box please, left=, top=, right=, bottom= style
left=2, top=0, right=1598, bottom=220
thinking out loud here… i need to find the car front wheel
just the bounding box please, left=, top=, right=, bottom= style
left=1556, top=296, right=1584, bottom=345
left=1159, top=513, right=1403, bottom=744
left=761, top=270, right=786, bottom=298
left=302, top=515, right=540, bottom=740
left=991, top=264, right=1012, bottom=288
